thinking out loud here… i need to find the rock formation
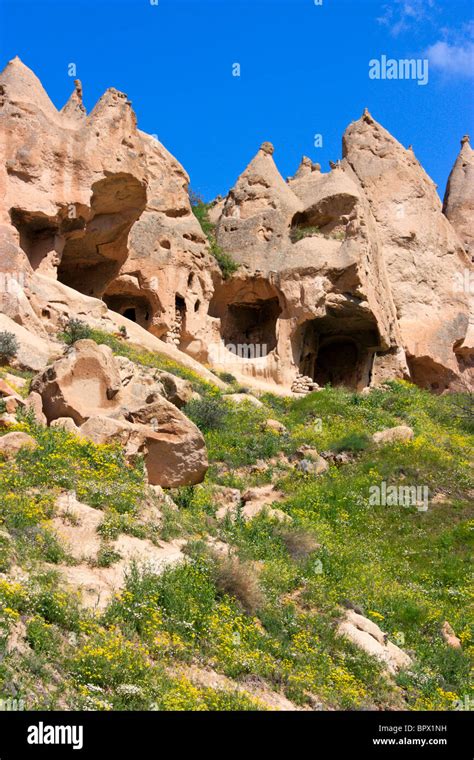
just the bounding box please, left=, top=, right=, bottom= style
left=31, top=340, right=208, bottom=487
left=0, top=57, right=472, bottom=396
left=0, top=56, right=218, bottom=360
left=443, top=135, right=474, bottom=260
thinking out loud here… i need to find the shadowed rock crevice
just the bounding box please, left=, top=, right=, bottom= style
left=297, top=314, right=380, bottom=390
left=103, top=273, right=162, bottom=333
left=290, top=193, right=357, bottom=242
left=209, top=279, right=283, bottom=355
left=56, top=173, right=147, bottom=298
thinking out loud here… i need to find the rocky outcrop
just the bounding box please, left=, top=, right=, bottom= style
left=0, top=59, right=472, bottom=394
left=0, top=56, right=219, bottom=362
left=31, top=340, right=208, bottom=487
left=443, top=136, right=474, bottom=260
left=337, top=609, right=412, bottom=674
left=342, top=113, right=471, bottom=392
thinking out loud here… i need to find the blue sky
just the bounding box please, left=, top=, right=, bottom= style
left=0, top=0, right=473, bottom=200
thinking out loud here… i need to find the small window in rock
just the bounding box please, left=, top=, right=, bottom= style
left=123, top=307, right=137, bottom=322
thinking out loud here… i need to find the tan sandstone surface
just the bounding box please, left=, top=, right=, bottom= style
left=0, top=57, right=472, bottom=410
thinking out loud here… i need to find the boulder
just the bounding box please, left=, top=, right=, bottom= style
left=441, top=621, right=462, bottom=650
left=0, top=313, right=52, bottom=372
left=0, top=413, right=18, bottom=428
left=1, top=395, right=22, bottom=414
left=155, top=371, right=194, bottom=408
left=81, top=410, right=207, bottom=487
left=31, top=339, right=122, bottom=425
left=296, top=453, right=329, bottom=476
left=0, top=431, right=37, bottom=457
left=0, top=379, right=19, bottom=397
left=372, top=425, right=414, bottom=445
left=337, top=609, right=412, bottom=674
left=24, top=391, right=47, bottom=425
left=50, top=417, right=83, bottom=434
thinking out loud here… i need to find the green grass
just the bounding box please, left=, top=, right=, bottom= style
left=0, top=380, right=472, bottom=711
left=82, top=328, right=220, bottom=397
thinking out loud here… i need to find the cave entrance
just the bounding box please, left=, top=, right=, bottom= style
left=56, top=173, right=147, bottom=298
left=314, top=337, right=359, bottom=387
left=103, top=290, right=154, bottom=331
left=290, top=193, right=357, bottom=243
left=208, top=279, right=283, bottom=362
left=9, top=209, right=68, bottom=274
left=220, top=297, right=281, bottom=353
left=122, top=307, right=137, bottom=322
left=298, top=316, right=379, bottom=390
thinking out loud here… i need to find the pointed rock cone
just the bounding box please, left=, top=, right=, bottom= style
left=0, top=56, right=59, bottom=118
left=443, top=135, right=474, bottom=258
left=290, top=156, right=314, bottom=181
left=343, top=111, right=471, bottom=382
left=216, top=141, right=302, bottom=268
left=61, top=79, right=86, bottom=121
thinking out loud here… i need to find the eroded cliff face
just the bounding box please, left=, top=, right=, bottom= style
left=211, top=116, right=472, bottom=392
left=0, top=58, right=472, bottom=393
left=0, top=57, right=219, bottom=361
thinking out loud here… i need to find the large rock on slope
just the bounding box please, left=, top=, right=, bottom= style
left=337, top=609, right=412, bottom=674
left=80, top=414, right=207, bottom=488
left=31, top=339, right=121, bottom=424
left=31, top=340, right=208, bottom=487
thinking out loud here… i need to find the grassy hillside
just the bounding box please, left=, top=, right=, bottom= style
left=0, top=344, right=472, bottom=711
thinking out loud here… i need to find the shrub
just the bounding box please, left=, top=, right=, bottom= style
left=70, top=628, right=150, bottom=687
left=190, top=195, right=238, bottom=279
left=278, top=527, right=320, bottom=560
left=26, top=616, right=60, bottom=654
left=185, top=395, right=229, bottom=432
left=62, top=318, right=92, bottom=345
left=329, top=432, right=370, bottom=453
left=96, top=543, right=122, bottom=568
left=0, top=331, right=19, bottom=362
left=290, top=225, right=320, bottom=243
left=212, top=554, right=263, bottom=614
left=218, top=371, right=237, bottom=385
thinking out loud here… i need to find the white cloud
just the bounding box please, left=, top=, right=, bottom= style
left=377, top=0, right=436, bottom=37
left=425, top=39, right=474, bottom=77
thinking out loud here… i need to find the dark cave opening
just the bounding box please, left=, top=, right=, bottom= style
left=103, top=292, right=153, bottom=330
left=221, top=297, right=281, bottom=352
left=298, top=316, right=379, bottom=390
left=122, top=307, right=137, bottom=322
left=313, top=337, right=360, bottom=387
left=56, top=173, right=147, bottom=298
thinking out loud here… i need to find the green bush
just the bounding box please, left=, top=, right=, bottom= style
left=26, top=616, right=61, bottom=654
left=185, top=394, right=229, bottom=432
left=190, top=195, right=238, bottom=279
left=61, top=318, right=92, bottom=345
left=0, top=331, right=19, bottom=362
left=290, top=225, right=320, bottom=243
left=329, top=432, right=370, bottom=453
